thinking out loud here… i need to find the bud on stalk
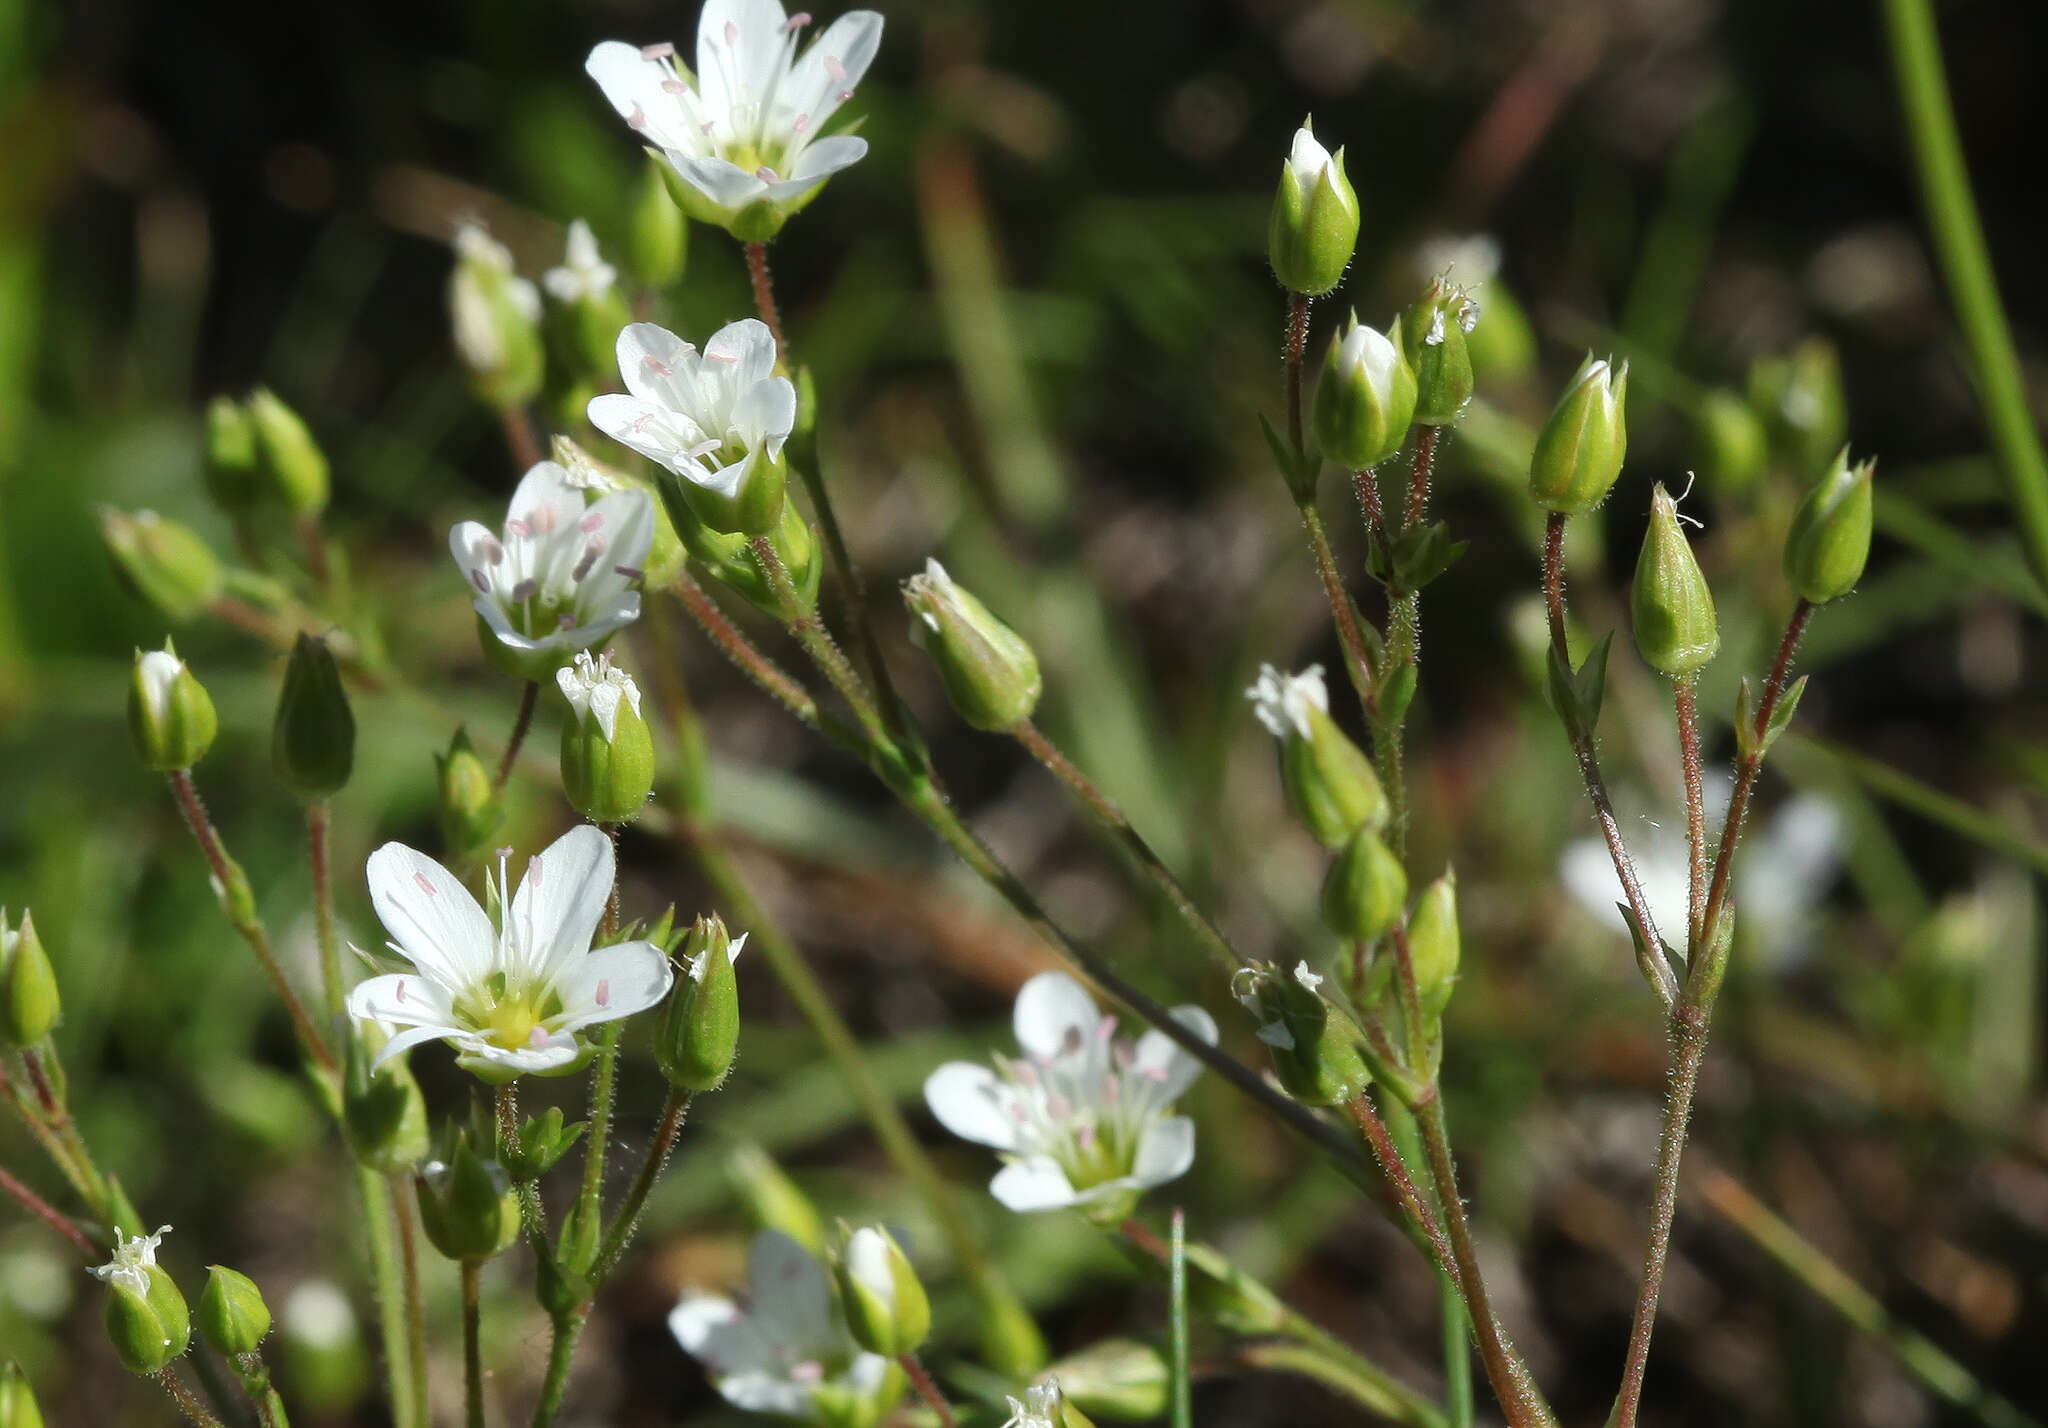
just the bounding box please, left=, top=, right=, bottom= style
left=435, top=729, right=503, bottom=862
left=1631, top=483, right=1720, bottom=679
left=1783, top=447, right=1874, bottom=604
left=834, top=1225, right=931, bottom=1357
left=197, top=1266, right=273, bottom=1356
left=415, top=1136, right=521, bottom=1263
left=245, top=388, right=331, bottom=518
left=100, top=508, right=223, bottom=624
left=1405, top=869, right=1461, bottom=1019
left=0, top=909, right=60, bottom=1050
left=128, top=642, right=218, bottom=773
left=273, top=633, right=356, bottom=799
left=1319, top=829, right=1407, bottom=943
left=556, top=651, right=656, bottom=825
left=902, top=559, right=1042, bottom=733
left=1314, top=315, right=1417, bottom=472
left=1267, top=120, right=1359, bottom=298
left=655, top=916, right=743, bottom=1092
left=1529, top=354, right=1628, bottom=515
left=629, top=154, right=689, bottom=288
left=0, top=1361, right=43, bottom=1428
left=1399, top=276, right=1481, bottom=426
left=1234, top=961, right=1374, bottom=1107
left=449, top=222, right=543, bottom=411
left=1246, top=665, right=1385, bottom=848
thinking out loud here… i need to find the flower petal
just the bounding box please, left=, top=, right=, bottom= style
left=989, top=1156, right=1082, bottom=1212
left=585, top=41, right=699, bottom=154
left=781, top=12, right=883, bottom=132
left=554, top=941, right=674, bottom=1033
left=745, top=1230, right=835, bottom=1350
left=507, top=461, right=583, bottom=531
left=696, top=0, right=789, bottom=117
left=365, top=842, right=495, bottom=989
left=672, top=154, right=767, bottom=211
left=508, top=825, right=614, bottom=986
left=1012, top=971, right=1100, bottom=1061
left=729, top=375, right=797, bottom=461
left=923, top=1062, right=1019, bottom=1151
left=346, top=972, right=458, bottom=1031
left=616, top=323, right=699, bottom=410
left=1130, top=1004, right=1218, bottom=1107
left=789, top=133, right=868, bottom=182
left=1129, top=1115, right=1197, bottom=1188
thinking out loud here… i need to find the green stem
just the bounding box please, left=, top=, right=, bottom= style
left=1169, top=1208, right=1192, bottom=1428
left=153, top=1367, right=230, bottom=1428
left=589, top=1088, right=691, bottom=1283
left=5, top=1048, right=111, bottom=1217
left=357, top=1165, right=420, bottom=1428
left=308, top=800, right=344, bottom=1022
left=1674, top=680, right=1707, bottom=951
left=494, top=681, right=540, bottom=792
left=750, top=535, right=893, bottom=750
left=528, top=1307, right=589, bottom=1428
left=1233, top=1341, right=1447, bottom=1428
left=231, top=1352, right=293, bottom=1428
left=1881, top=0, right=2048, bottom=599
left=899, top=1353, right=961, bottom=1428
left=392, top=1177, right=431, bottom=1428
left=462, top=1259, right=485, bottom=1428
left=0, top=1159, right=97, bottom=1255
left=1298, top=499, right=1379, bottom=717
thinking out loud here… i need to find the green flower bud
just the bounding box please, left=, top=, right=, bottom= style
left=543, top=221, right=635, bottom=384
left=1268, top=120, right=1358, bottom=297
left=128, top=642, right=218, bottom=773
left=662, top=482, right=821, bottom=616
left=415, top=1136, right=521, bottom=1263
left=203, top=396, right=262, bottom=515
left=1529, top=354, right=1629, bottom=515
left=197, top=1265, right=272, bottom=1356
left=449, top=222, right=543, bottom=411
left=1233, top=961, right=1372, bottom=1107
left=272, top=633, right=355, bottom=799
left=629, top=154, right=689, bottom=288
left=342, top=1027, right=430, bottom=1175
left=1399, top=276, right=1481, bottom=426
left=1320, top=830, right=1408, bottom=943
left=1406, top=869, right=1461, bottom=1019
left=1247, top=664, right=1385, bottom=848
left=0, top=1361, right=43, bottom=1428
left=503, top=1106, right=586, bottom=1184
left=1631, top=483, right=1720, bottom=679
left=1693, top=388, right=1770, bottom=497
left=902, top=559, right=1042, bottom=733
left=1750, top=337, right=1846, bottom=477
left=655, top=916, right=743, bottom=1092
left=246, top=388, right=330, bottom=518
left=555, top=651, right=655, bottom=824
left=1314, top=315, right=1418, bottom=472
left=1783, top=447, right=1875, bottom=604
left=1044, top=1339, right=1170, bottom=1422
left=834, top=1225, right=931, bottom=1357
left=977, top=1285, right=1051, bottom=1380
left=728, top=1143, right=825, bottom=1253
left=91, top=1227, right=189, bottom=1375
left=0, top=909, right=60, bottom=1049
left=100, top=508, right=223, bottom=624
left=435, top=728, right=503, bottom=862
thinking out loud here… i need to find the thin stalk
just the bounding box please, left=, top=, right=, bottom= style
left=1169, top=1207, right=1192, bottom=1428
left=1376, top=425, right=1442, bottom=852
left=1346, top=1095, right=1459, bottom=1285
left=1881, top=0, right=2048, bottom=599
left=391, top=1178, right=431, bottom=1428
left=668, top=572, right=846, bottom=742
left=1382, top=1096, right=1475, bottom=1428
left=1232, top=1341, right=1447, bottom=1428
left=1284, top=293, right=1311, bottom=457
left=589, top=1088, right=691, bottom=1282
left=231, top=1352, right=292, bottom=1428
left=1405, top=426, right=1440, bottom=530
left=358, top=1165, right=420, bottom=1428
left=1298, top=499, right=1380, bottom=717
left=496, top=1082, right=548, bottom=1248
left=1674, top=680, right=1707, bottom=951
left=308, top=801, right=344, bottom=1021
left=1013, top=719, right=1242, bottom=973
left=0, top=1160, right=97, bottom=1255
left=461, top=1259, right=485, bottom=1428
left=750, top=536, right=892, bottom=748
left=10, top=1048, right=112, bottom=1214
left=900, top=1354, right=961, bottom=1428
left=501, top=406, right=542, bottom=471
left=529, top=1306, right=589, bottom=1428
left=572, top=831, right=625, bottom=1270
left=743, top=241, right=788, bottom=355
left=154, top=1368, right=230, bottom=1428
left=494, top=681, right=541, bottom=792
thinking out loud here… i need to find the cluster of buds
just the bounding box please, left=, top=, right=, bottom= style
left=203, top=388, right=330, bottom=527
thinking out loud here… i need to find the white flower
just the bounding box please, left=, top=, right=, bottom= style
left=344, top=826, right=674, bottom=1076
left=449, top=460, right=654, bottom=668
left=132, top=648, right=186, bottom=726
left=1003, top=1381, right=1072, bottom=1428
left=587, top=319, right=794, bottom=514
left=1285, top=124, right=1349, bottom=212
left=670, top=1229, right=900, bottom=1424
left=450, top=222, right=540, bottom=375
left=585, top=0, right=883, bottom=233
left=543, top=220, right=619, bottom=304
left=1245, top=663, right=1328, bottom=741
left=556, top=650, right=643, bottom=742
left=923, top=971, right=1216, bottom=1216
left=89, top=1226, right=171, bottom=1296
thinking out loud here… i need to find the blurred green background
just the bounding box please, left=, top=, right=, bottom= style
left=4, top=0, right=2048, bottom=1423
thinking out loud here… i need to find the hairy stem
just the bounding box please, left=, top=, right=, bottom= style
left=900, top=1354, right=961, bottom=1428
left=0, top=1159, right=97, bottom=1255
left=1284, top=293, right=1311, bottom=458
left=308, top=801, right=344, bottom=1022
left=392, top=1178, right=431, bottom=1428
left=1674, top=680, right=1707, bottom=950
left=154, top=1368, right=230, bottom=1428
left=358, top=1165, right=420, bottom=1428
left=589, top=1089, right=691, bottom=1283
left=494, top=681, right=541, bottom=792
left=1298, top=500, right=1380, bottom=716
left=462, top=1259, right=485, bottom=1428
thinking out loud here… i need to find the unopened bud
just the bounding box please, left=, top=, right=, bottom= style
left=1751, top=337, right=1846, bottom=477
left=1529, top=355, right=1628, bottom=515
left=629, top=155, right=689, bottom=288
left=903, top=560, right=1042, bottom=733
left=1693, top=388, right=1769, bottom=497
left=449, top=221, right=543, bottom=410
left=273, top=633, right=355, bottom=799
left=342, top=1028, right=430, bottom=1175
left=0, top=1361, right=42, bottom=1428
left=1268, top=120, right=1358, bottom=297
left=1319, top=829, right=1408, bottom=943
left=556, top=651, right=655, bottom=824
left=1314, top=315, right=1417, bottom=473
left=246, top=388, right=331, bottom=518
left=728, top=1144, right=825, bottom=1253
left=1246, top=665, right=1385, bottom=848
left=197, top=1265, right=272, bottom=1356
left=1631, top=483, right=1719, bottom=679
left=100, top=508, right=223, bottom=624
left=1234, top=961, right=1372, bottom=1107
left=1045, top=1339, right=1170, bottom=1422
left=203, top=396, right=262, bottom=514
left=0, top=910, right=60, bottom=1050
left=1399, top=276, right=1480, bottom=425
left=415, top=1137, right=521, bottom=1263
left=92, top=1227, right=189, bottom=1375
left=655, top=916, right=743, bottom=1092
left=1783, top=447, right=1874, bottom=605
left=435, top=729, right=503, bottom=861
left=1406, top=869, right=1461, bottom=1019
left=128, top=642, right=218, bottom=773
left=835, top=1225, right=931, bottom=1357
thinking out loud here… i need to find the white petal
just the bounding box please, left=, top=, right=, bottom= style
left=458, top=1030, right=584, bottom=1074
left=615, top=322, right=698, bottom=409
left=1129, top=1116, right=1197, bottom=1188
left=346, top=972, right=458, bottom=1031
left=745, top=1230, right=834, bottom=1348
left=1012, top=971, right=1100, bottom=1061
left=669, top=1291, right=744, bottom=1357
left=989, top=1157, right=1082, bottom=1212
left=923, top=1062, right=1019, bottom=1151
left=585, top=41, right=699, bottom=153
left=554, top=941, right=674, bottom=1033
left=780, top=12, right=882, bottom=131
left=365, top=843, right=496, bottom=989
left=450, top=520, right=508, bottom=601
left=703, top=318, right=779, bottom=390
left=508, top=825, right=613, bottom=986
left=673, top=154, right=767, bottom=210
left=696, top=0, right=788, bottom=116
left=788, top=133, right=867, bottom=182
left=1131, top=1004, right=1217, bottom=1106
left=729, top=375, right=797, bottom=460
left=508, top=461, right=583, bottom=530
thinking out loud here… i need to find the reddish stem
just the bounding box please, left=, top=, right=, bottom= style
left=745, top=241, right=789, bottom=359
left=494, top=680, right=540, bottom=792
left=0, top=1161, right=98, bottom=1256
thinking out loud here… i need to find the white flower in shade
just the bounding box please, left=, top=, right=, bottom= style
left=449, top=460, right=654, bottom=677
left=345, top=826, right=674, bottom=1078
left=585, top=0, right=883, bottom=236
left=670, top=1230, right=902, bottom=1425
left=1002, top=1381, right=1074, bottom=1428
left=450, top=222, right=541, bottom=376
left=923, top=971, right=1216, bottom=1219
left=88, top=1226, right=171, bottom=1295
left=556, top=650, right=642, bottom=742
left=1246, top=663, right=1328, bottom=741
left=543, top=220, right=618, bottom=304
left=587, top=320, right=795, bottom=533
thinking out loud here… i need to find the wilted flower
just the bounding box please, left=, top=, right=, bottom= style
left=923, top=971, right=1215, bottom=1220
left=88, top=1227, right=172, bottom=1298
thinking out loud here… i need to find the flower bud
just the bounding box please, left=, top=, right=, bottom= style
left=1631, top=484, right=1720, bottom=679
left=128, top=642, right=218, bottom=773
left=1234, top=961, right=1372, bottom=1107
left=203, top=395, right=263, bottom=515
left=1529, top=355, right=1629, bottom=515
left=415, top=1137, right=521, bottom=1263
left=629, top=154, right=689, bottom=288
left=0, top=910, right=60, bottom=1050
left=435, top=728, right=503, bottom=862
left=728, top=1143, right=826, bottom=1253
left=100, top=508, right=223, bottom=624
left=1406, top=869, right=1461, bottom=1019
left=664, top=485, right=822, bottom=616
left=1044, top=1339, right=1170, bottom=1422
left=1246, top=665, right=1385, bottom=848
left=1314, top=316, right=1417, bottom=472
left=655, top=916, right=743, bottom=1092
left=92, top=1227, right=188, bottom=1375
left=449, top=221, right=543, bottom=411
left=1693, top=388, right=1770, bottom=497
left=1267, top=120, right=1358, bottom=297
left=1399, top=276, right=1480, bottom=426
left=342, top=1027, right=430, bottom=1175
left=556, top=651, right=655, bottom=824
left=197, top=1265, right=272, bottom=1356
left=902, top=559, right=1042, bottom=733
left=1319, top=830, right=1408, bottom=943
left=272, top=633, right=355, bottom=800
left=835, top=1225, right=931, bottom=1357
left=543, top=221, right=634, bottom=385
left=1750, top=338, right=1846, bottom=477
left=1783, top=447, right=1875, bottom=605
left=0, top=1361, right=43, bottom=1428
left=246, top=388, right=331, bottom=518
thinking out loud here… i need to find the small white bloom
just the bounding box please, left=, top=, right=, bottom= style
left=132, top=648, right=185, bottom=725
left=543, top=220, right=619, bottom=304
left=923, top=971, right=1216, bottom=1216
left=345, top=826, right=674, bottom=1076
left=556, top=650, right=643, bottom=742
left=687, top=932, right=747, bottom=983
left=587, top=319, right=795, bottom=505
left=1292, top=960, right=1323, bottom=992
left=449, top=460, right=654, bottom=664
left=89, top=1226, right=171, bottom=1296
left=906, top=558, right=959, bottom=635
left=1285, top=124, right=1347, bottom=211
left=586, top=0, right=884, bottom=230
left=450, top=222, right=540, bottom=374
left=1003, top=1380, right=1072, bottom=1428
left=1245, top=663, right=1328, bottom=741
left=670, top=1229, right=898, bottom=1423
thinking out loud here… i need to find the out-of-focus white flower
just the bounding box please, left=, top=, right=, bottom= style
left=345, top=827, right=673, bottom=1079
left=449, top=222, right=543, bottom=407
left=1246, top=663, right=1327, bottom=741
left=669, top=1230, right=902, bottom=1425
left=586, top=0, right=883, bottom=238
left=1002, top=1380, right=1078, bottom=1428
left=543, top=220, right=619, bottom=304
left=88, top=1226, right=171, bottom=1296
left=923, top=971, right=1216, bottom=1220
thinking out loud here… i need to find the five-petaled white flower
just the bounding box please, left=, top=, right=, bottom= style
left=586, top=0, right=883, bottom=235
left=89, top=1225, right=172, bottom=1295
left=543, top=220, right=619, bottom=305
left=345, top=826, right=674, bottom=1078
left=587, top=319, right=795, bottom=532
left=923, top=971, right=1216, bottom=1219
left=670, top=1229, right=903, bottom=1425
left=449, top=460, right=654, bottom=677
left=1246, top=662, right=1328, bottom=741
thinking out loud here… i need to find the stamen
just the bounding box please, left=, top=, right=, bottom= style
left=640, top=41, right=676, bottom=59
left=507, top=518, right=532, bottom=537
left=754, top=165, right=779, bottom=182
left=528, top=855, right=543, bottom=886
left=642, top=354, right=674, bottom=378
left=791, top=114, right=810, bottom=132
left=627, top=104, right=648, bottom=132
left=396, top=981, right=409, bottom=1003
left=529, top=1026, right=550, bottom=1047
left=596, top=979, right=611, bottom=1008
left=784, top=13, right=812, bottom=31
left=572, top=540, right=605, bottom=582
left=835, top=88, right=854, bottom=102
left=557, top=612, right=575, bottom=629
left=1096, top=1014, right=1118, bottom=1041
left=528, top=504, right=560, bottom=535
left=413, top=872, right=437, bottom=896
left=612, top=565, right=645, bottom=581
left=824, top=55, right=847, bottom=82
left=469, top=568, right=490, bottom=594
left=579, top=511, right=606, bottom=533
left=723, top=20, right=739, bottom=44
left=661, top=79, right=687, bottom=94
left=482, top=535, right=505, bottom=563
left=511, top=578, right=539, bottom=602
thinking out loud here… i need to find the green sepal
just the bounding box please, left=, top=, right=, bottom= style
left=1544, top=631, right=1613, bottom=739
left=1734, top=674, right=1807, bottom=763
